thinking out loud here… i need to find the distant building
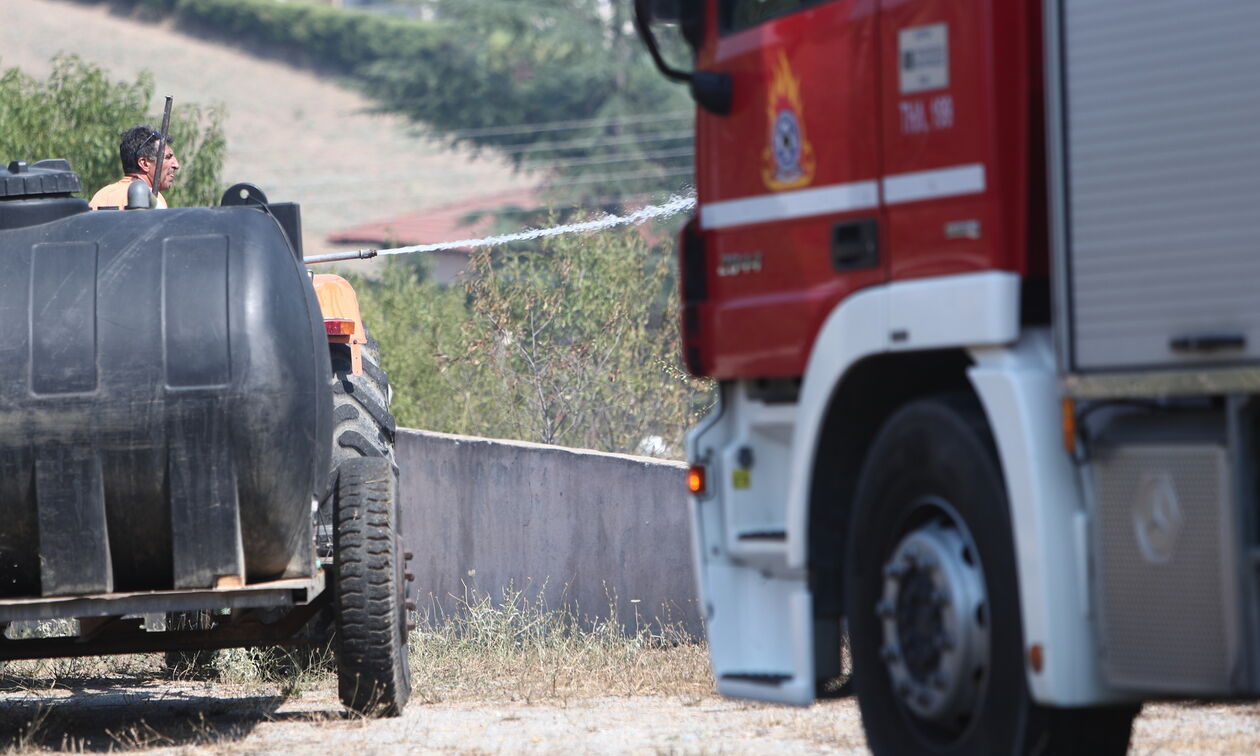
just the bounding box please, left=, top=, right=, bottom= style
left=327, top=189, right=541, bottom=285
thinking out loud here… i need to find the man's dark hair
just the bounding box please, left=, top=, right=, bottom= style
left=119, top=125, right=173, bottom=175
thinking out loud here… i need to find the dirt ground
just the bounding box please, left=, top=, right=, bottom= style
left=0, top=0, right=537, bottom=260
left=1, top=672, right=1258, bottom=755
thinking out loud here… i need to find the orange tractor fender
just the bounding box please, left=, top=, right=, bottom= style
left=312, top=273, right=366, bottom=375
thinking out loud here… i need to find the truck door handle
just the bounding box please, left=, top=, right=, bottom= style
left=831, top=218, right=879, bottom=271
left=1169, top=333, right=1246, bottom=352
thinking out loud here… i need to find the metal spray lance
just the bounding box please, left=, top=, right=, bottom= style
left=150, top=95, right=173, bottom=208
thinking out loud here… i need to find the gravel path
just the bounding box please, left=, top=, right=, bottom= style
left=0, top=0, right=535, bottom=258
left=2, top=676, right=1258, bottom=755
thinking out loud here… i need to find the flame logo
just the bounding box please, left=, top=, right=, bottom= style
left=761, top=50, right=816, bottom=191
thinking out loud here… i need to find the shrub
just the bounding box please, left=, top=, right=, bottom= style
left=351, top=220, right=711, bottom=457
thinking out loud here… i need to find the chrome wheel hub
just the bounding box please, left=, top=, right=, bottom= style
left=876, top=502, right=989, bottom=726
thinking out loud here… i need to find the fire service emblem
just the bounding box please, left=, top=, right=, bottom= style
left=762, top=51, right=816, bottom=191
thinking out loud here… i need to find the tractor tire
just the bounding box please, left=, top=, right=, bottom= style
left=306, top=324, right=412, bottom=685
left=331, top=332, right=396, bottom=471
left=333, top=456, right=412, bottom=717
left=317, top=330, right=396, bottom=556
left=844, top=394, right=1138, bottom=755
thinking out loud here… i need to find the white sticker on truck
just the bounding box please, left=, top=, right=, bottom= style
left=899, top=23, right=949, bottom=94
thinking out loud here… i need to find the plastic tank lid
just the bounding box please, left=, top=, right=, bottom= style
left=0, top=159, right=82, bottom=199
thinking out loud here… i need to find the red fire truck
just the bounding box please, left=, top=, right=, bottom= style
left=636, top=1, right=1260, bottom=753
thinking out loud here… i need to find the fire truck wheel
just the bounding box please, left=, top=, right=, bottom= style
left=844, top=394, right=1137, bottom=755
left=333, top=456, right=412, bottom=717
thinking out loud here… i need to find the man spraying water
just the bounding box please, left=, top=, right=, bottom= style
left=90, top=98, right=179, bottom=210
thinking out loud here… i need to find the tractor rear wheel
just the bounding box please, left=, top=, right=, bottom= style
left=308, top=326, right=407, bottom=672
left=317, top=330, right=397, bottom=556
left=331, top=332, right=396, bottom=470
left=333, top=456, right=412, bottom=717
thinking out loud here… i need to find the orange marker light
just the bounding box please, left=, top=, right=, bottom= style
left=1061, top=398, right=1077, bottom=456
left=325, top=318, right=356, bottom=336
left=687, top=465, right=707, bottom=495
left=1029, top=643, right=1044, bottom=673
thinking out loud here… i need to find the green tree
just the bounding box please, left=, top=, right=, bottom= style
left=390, top=0, right=694, bottom=205
left=81, top=0, right=692, bottom=205
left=0, top=55, right=226, bottom=207
left=349, top=260, right=476, bottom=436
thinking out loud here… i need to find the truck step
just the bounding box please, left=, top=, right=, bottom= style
left=720, top=672, right=792, bottom=686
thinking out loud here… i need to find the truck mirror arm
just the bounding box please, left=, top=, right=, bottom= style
left=633, top=0, right=733, bottom=116
left=634, top=0, right=692, bottom=85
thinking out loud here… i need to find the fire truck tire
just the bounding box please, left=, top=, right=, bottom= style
left=844, top=394, right=1136, bottom=755
left=333, top=456, right=412, bottom=717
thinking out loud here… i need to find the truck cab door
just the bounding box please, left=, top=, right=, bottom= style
left=696, top=0, right=885, bottom=379
left=878, top=0, right=1038, bottom=286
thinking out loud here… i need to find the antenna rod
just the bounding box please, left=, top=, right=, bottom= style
left=151, top=96, right=173, bottom=208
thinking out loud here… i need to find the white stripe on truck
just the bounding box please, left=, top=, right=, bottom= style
left=699, top=163, right=986, bottom=229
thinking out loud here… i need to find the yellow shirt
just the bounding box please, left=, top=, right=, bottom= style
left=89, top=176, right=168, bottom=210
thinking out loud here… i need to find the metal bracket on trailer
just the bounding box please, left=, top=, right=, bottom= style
left=0, top=571, right=328, bottom=661
left=0, top=572, right=325, bottom=625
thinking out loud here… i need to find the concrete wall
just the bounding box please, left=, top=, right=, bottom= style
left=395, top=429, right=701, bottom=637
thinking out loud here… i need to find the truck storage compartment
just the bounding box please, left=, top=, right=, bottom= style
left=0, top=205, right=333, bottom=598
left=1049, top=2, right=1260, bottom=375
left=1083, top=405, right=1260, bottom=695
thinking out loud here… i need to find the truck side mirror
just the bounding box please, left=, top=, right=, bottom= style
left=691, top=71, right=733, bottom=116
left=634, top=0, right=732, bottom=116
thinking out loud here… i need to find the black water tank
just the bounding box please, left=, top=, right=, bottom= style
left=0, top=159, right=89, bottom=230
left=0, top=200, right=333, bottom=597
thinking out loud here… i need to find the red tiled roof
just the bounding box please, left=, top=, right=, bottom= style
left=327, top=188, right=542, bottom=248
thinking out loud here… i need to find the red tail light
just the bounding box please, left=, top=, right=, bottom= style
left=325, top=318, right=355, bottom=336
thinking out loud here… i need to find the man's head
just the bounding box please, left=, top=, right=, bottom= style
left=119, top=125, right=180, bottom=191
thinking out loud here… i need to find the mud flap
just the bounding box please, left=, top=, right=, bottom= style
left=688, top=381, right=816, bottom=706
left=700, top=559, right=815, bottom=706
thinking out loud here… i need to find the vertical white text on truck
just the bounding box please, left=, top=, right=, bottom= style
left=637, top=1, right=1260, bottom=753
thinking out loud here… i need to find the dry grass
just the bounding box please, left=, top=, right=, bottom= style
left=1, top=590, right=710, bottom=703
left=0, top=592, right=712, bottom=753
left=408, top=586, right=712, bottom=705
